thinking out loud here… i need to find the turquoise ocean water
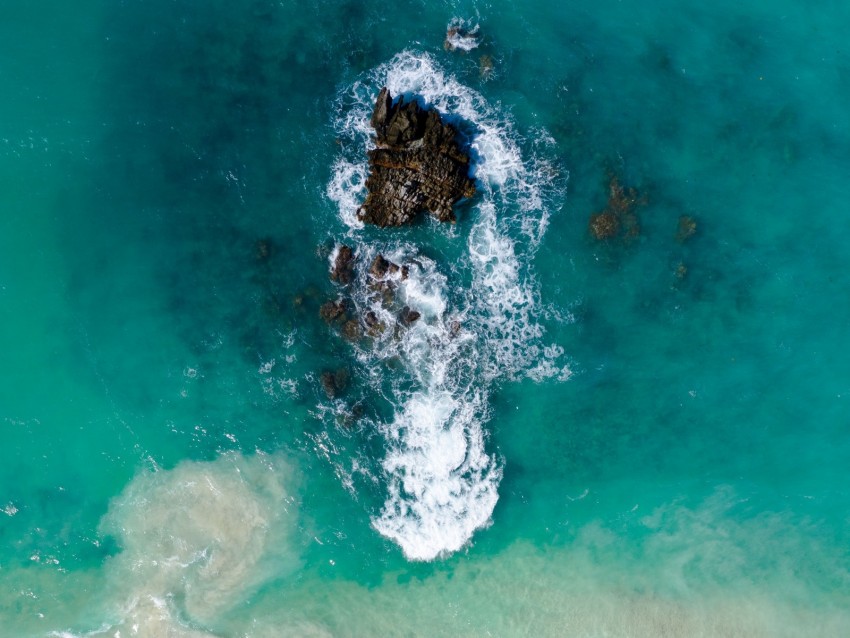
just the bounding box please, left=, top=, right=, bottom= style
left=2, top=0, right=850, bottom=635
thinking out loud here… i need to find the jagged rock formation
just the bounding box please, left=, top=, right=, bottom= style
left=330, top=245, right=356, bottom=284
left=319, top=299, right=349, bottom=323
left=320, top=251, right=423, bottom=346
left=369, top=254, right=408, bottom=281
left=398, top=306, right=421, bottom=326
left=358, top=88, right=476, bottom=227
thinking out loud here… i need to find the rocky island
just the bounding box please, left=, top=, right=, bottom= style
left=318, top=89, right=474, bottom=404
left=358, top=87, right=476, bottom=227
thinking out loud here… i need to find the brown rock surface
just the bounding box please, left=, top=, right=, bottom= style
left=399, top=306, right=421, bottom=326
left=589, top=211, right=620, bottom=239
left=588, top=174, right=645, bottom=241
left=358, top=88, right=476, bottom=227
left=330, top=245, right=356, bottom=284
left=368, top=253, right=407, bottom=280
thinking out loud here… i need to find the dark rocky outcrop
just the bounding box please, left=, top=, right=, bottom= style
left=320, top=250, right=424, bottom=343
left=330, top=245, right=356, bottom=284
left=367, top=253, right=411, bottom=307
left=364, top=310, right=380, bottom=327
left=444, top=20, right=480, bottom=52
left=320, top=367, right=350, bottom=399
left=398, top=306, right=421, bottom=326
left=358, top=88, right=476, bottom=227
left=364, top=310, right=385, bottom=336
left=588, top=211, right=619, bottom=239
left=369, top=254, right=392, bottom=279
left=589, top=174, right=644, bottom=241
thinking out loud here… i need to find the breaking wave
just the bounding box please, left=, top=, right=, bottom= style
left=445, top=18, right=481, bottom=52
left=325, top=51, right=570, bottom=560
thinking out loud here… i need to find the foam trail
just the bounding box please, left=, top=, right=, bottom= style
left=373, top=388, right=501, bottom=561
left=327, top=51, right=569, bottom=560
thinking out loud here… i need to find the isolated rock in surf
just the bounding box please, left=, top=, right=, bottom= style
left=358, top=87, right=476, bottom=227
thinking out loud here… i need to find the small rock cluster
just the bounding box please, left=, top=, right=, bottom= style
left=587, top=171, right=700, bottom=283
left=317, top=89, right=476, bottom=405
left=319, top=245, right=424, bottom=399
left=322, top=246, right=420, bottom=336
left=588, top=174, right=644, bottom=240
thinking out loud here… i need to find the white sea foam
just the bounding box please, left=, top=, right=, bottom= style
left=326, top=157, right=366, bottom=229
left=373, top=388, right=501, bottom=561
left=326, top=51, right=570, bottom=560
left=445, top=18, right=481, bottom=52
left=259, top=330, right=299, bottom=400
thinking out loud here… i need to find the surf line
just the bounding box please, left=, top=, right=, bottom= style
left=321, top=84, right=495, bottom=562
left=322, top=51, right=569, bottom=561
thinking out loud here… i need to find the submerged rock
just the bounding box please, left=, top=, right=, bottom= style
left=341, top=319, right=361, bottom=341
left=676, top=215, right=697, bottom=243
left=255, top=238, right=272, bottom=262
left=588, top=174, right=645, bottom=241
left=320, top=367, right=350, bottom=399
left=479, top=54, right=495, bottom=80
left=340, top=401, right=366, bottom=428
left=398, top=306, right=421, bottom=326
left=319, top=300, right=349, bottom=323
left=358, top=88, right=476, bottom=227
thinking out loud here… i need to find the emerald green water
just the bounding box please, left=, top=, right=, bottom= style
left=2, top=0, right=849, bottom=636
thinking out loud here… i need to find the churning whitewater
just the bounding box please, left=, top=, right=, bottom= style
left=326, top=51, right=570, bottom=561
